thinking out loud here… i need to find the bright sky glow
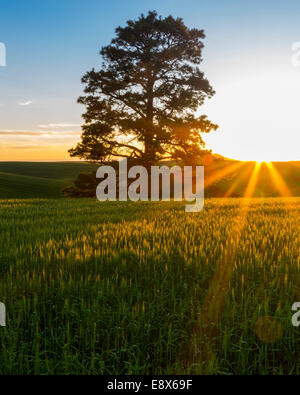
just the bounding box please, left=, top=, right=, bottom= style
left=0, top=0, right=299, bottom=161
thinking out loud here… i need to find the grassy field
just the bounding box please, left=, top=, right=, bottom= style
left=0, top=197, right=299, bottom=374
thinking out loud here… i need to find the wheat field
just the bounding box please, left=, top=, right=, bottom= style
left=0, top=198, right=299, bottom=374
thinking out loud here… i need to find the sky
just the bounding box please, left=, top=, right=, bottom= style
left=0, top=0, right=299, bottom=162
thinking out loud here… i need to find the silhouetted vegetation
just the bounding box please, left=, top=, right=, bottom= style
left=70, top=11, right=218, bottom=166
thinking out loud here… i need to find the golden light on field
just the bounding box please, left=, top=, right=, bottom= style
left=254, top=317, right=283, bottom=344
left=187, top=161, right=263, bottom=370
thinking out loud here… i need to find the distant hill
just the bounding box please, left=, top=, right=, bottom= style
left=0, top=162, right=98, bottom=181
left=0, top=172, right=67, bottom=198
left=0, top=160, right=299, bottom=199
left=0, top=162, right=98, bottom=198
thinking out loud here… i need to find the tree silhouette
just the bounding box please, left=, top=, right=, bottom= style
left=69, top=11, right=218, bottom=165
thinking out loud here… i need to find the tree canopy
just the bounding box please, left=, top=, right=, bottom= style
left=69, top=11, right=218, bottom=165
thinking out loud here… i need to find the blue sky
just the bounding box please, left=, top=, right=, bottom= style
left=0, top=0, right=300, bottom=160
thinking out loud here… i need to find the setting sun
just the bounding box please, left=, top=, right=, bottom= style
left=201, top=68, right=300, bottom=162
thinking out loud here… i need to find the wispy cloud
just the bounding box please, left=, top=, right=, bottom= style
left=38, top=123, right=81, bottom=129
left=0, top=130, right=44, bottom=136
left=17, top=100, right=33, bottom=106
left=0, top=129, right=80, bottom=136
left=0, top=129, right=81, bottom=153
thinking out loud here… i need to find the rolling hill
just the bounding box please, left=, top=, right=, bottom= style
left=0, top=162, right=97, bottom=198
left=0, top=160, right=299, bottom=199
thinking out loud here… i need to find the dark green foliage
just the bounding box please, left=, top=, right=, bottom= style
left=63, top=172, right=97, bottom=197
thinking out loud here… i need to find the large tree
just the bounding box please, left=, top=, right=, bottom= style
left=69, top=11, right=218, bottom=165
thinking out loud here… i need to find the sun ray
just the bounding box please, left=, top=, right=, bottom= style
left=205, top=161, right=247, bottom=188
left=185, top=163, right=261, bottom=372
left=244, top=162, right=262, bottom=198
left=265, top=162, right=292, bottom=197
left=223, top=162, right=254, bottom=197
